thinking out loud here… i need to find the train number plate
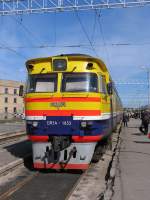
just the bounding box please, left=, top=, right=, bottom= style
left=47, top=121, right=72, bottom=126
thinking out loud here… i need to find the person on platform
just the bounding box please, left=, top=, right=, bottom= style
left=123, top=112, right=128, bottom=127
left=139, top=110, right=150, bottom=135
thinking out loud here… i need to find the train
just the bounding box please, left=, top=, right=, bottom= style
left=19, top=54, right=123, bottom=170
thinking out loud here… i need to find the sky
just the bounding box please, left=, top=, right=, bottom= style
left=0, top=5, right=150, bottom=108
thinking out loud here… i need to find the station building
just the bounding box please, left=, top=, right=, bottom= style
left=0, top=80, right=24, bottom=119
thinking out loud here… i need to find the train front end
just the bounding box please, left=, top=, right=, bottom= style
left=24, top=55, right=111, bottom=170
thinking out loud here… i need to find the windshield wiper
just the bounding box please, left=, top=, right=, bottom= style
left=39, top=68, right=45, bottom=73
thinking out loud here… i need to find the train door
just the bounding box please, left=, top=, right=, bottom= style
left=110, top=91, right=113, bottom=131
left=99, top=75, right=111, bottom=130
left=107, top=81, right=113, bottom=131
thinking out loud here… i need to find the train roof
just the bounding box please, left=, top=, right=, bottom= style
left=56, top=53, right=93, bottom=57
left=26, top=54, right=108, bottom=72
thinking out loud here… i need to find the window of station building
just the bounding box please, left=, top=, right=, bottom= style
left=5, top=107, right=8, bottom=113
left=14, top=89, right=17, bottom=95
left=14, top=98, right=17, bottom=103
left=4, top=97, right=8, bottom=103
left=13, top=107, right=17, bottom=113
left=5, top=88, right=8, bottom=94
left=99, top=75, right=107, bottom=94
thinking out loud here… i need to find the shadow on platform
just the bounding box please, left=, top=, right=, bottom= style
left=4, top=140, right=34, bottom=171
left=4, top=140, right=32, bottom=158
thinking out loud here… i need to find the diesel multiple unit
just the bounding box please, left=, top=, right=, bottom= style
left=21, top=54, right=122, bottom=170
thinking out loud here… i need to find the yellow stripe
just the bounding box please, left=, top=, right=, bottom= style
left=26, top=102, right=101, bottom=110
left=25, top=93, right=102, bottom=98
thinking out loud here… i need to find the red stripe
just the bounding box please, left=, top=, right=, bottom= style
left=25, top=97, right=101, bottom=103
left=28, top=135, right=49, bottom=142
left=34, top=163, right=89, bottom=170
left=72, top=135, right=103, bottom=142
left=25, top=110, right=101, bottom=116
left=28, top=135, right=103, bottom=142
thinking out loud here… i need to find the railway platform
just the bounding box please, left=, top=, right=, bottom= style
left=112, top=118, right=150, bottom=200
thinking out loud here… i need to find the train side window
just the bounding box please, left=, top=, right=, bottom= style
left=99, top=75, right=107, bottom=94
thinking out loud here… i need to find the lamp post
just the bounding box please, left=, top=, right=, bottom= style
left=141, top=67, right=150, bottom=108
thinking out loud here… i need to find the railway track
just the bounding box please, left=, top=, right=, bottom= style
left=0, top=154, right=36, bottom=200
left=0, top=131, right=26, bottom=145
left=0, top=154, right=32, bottom=177
left=0, top=123, right=122, bottom=200
left=0, top=140, right=115, bottom=200
left=0, top=166, right=81, bottom=200
left=0, top=131, right=31, bottom=180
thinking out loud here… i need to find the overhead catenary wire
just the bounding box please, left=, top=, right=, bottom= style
left=95, top=10, right=112, bottom=71
left=74, top=10, right=99, bottom=57
left=0, top=15, right=27, bottom=59
left=0, top=44, right=94, bottom=51
left=0, top=41, right=149, bottom=50
left=0, top=42, right=27, bottom=59
left=9, top=15, right=45, bottom=45
left=53, top=11, right=57, bottom=46
left=91, top=10, right=97, bottom=44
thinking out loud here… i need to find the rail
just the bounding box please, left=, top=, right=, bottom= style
left=0, top=131, right=26, bottom=144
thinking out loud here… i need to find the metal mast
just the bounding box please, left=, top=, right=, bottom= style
left=0, top=0, right=150, bottom=15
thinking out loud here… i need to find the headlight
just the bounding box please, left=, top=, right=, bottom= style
left=80, top=121, right=87, bottom=128
left=32, top=121, right=38, bottom=127
left=53, top=59, right=67, bottom=71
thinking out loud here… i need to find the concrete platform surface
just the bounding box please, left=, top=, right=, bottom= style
left=112, top=119, right=150, bottom=200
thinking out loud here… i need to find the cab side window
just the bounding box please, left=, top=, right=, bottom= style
left=99, top=75, right=107, bottom=94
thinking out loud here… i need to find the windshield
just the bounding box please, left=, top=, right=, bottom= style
left=62, top=73, right=98, bottom=92
left=27, top=74, right=57, bottom=93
